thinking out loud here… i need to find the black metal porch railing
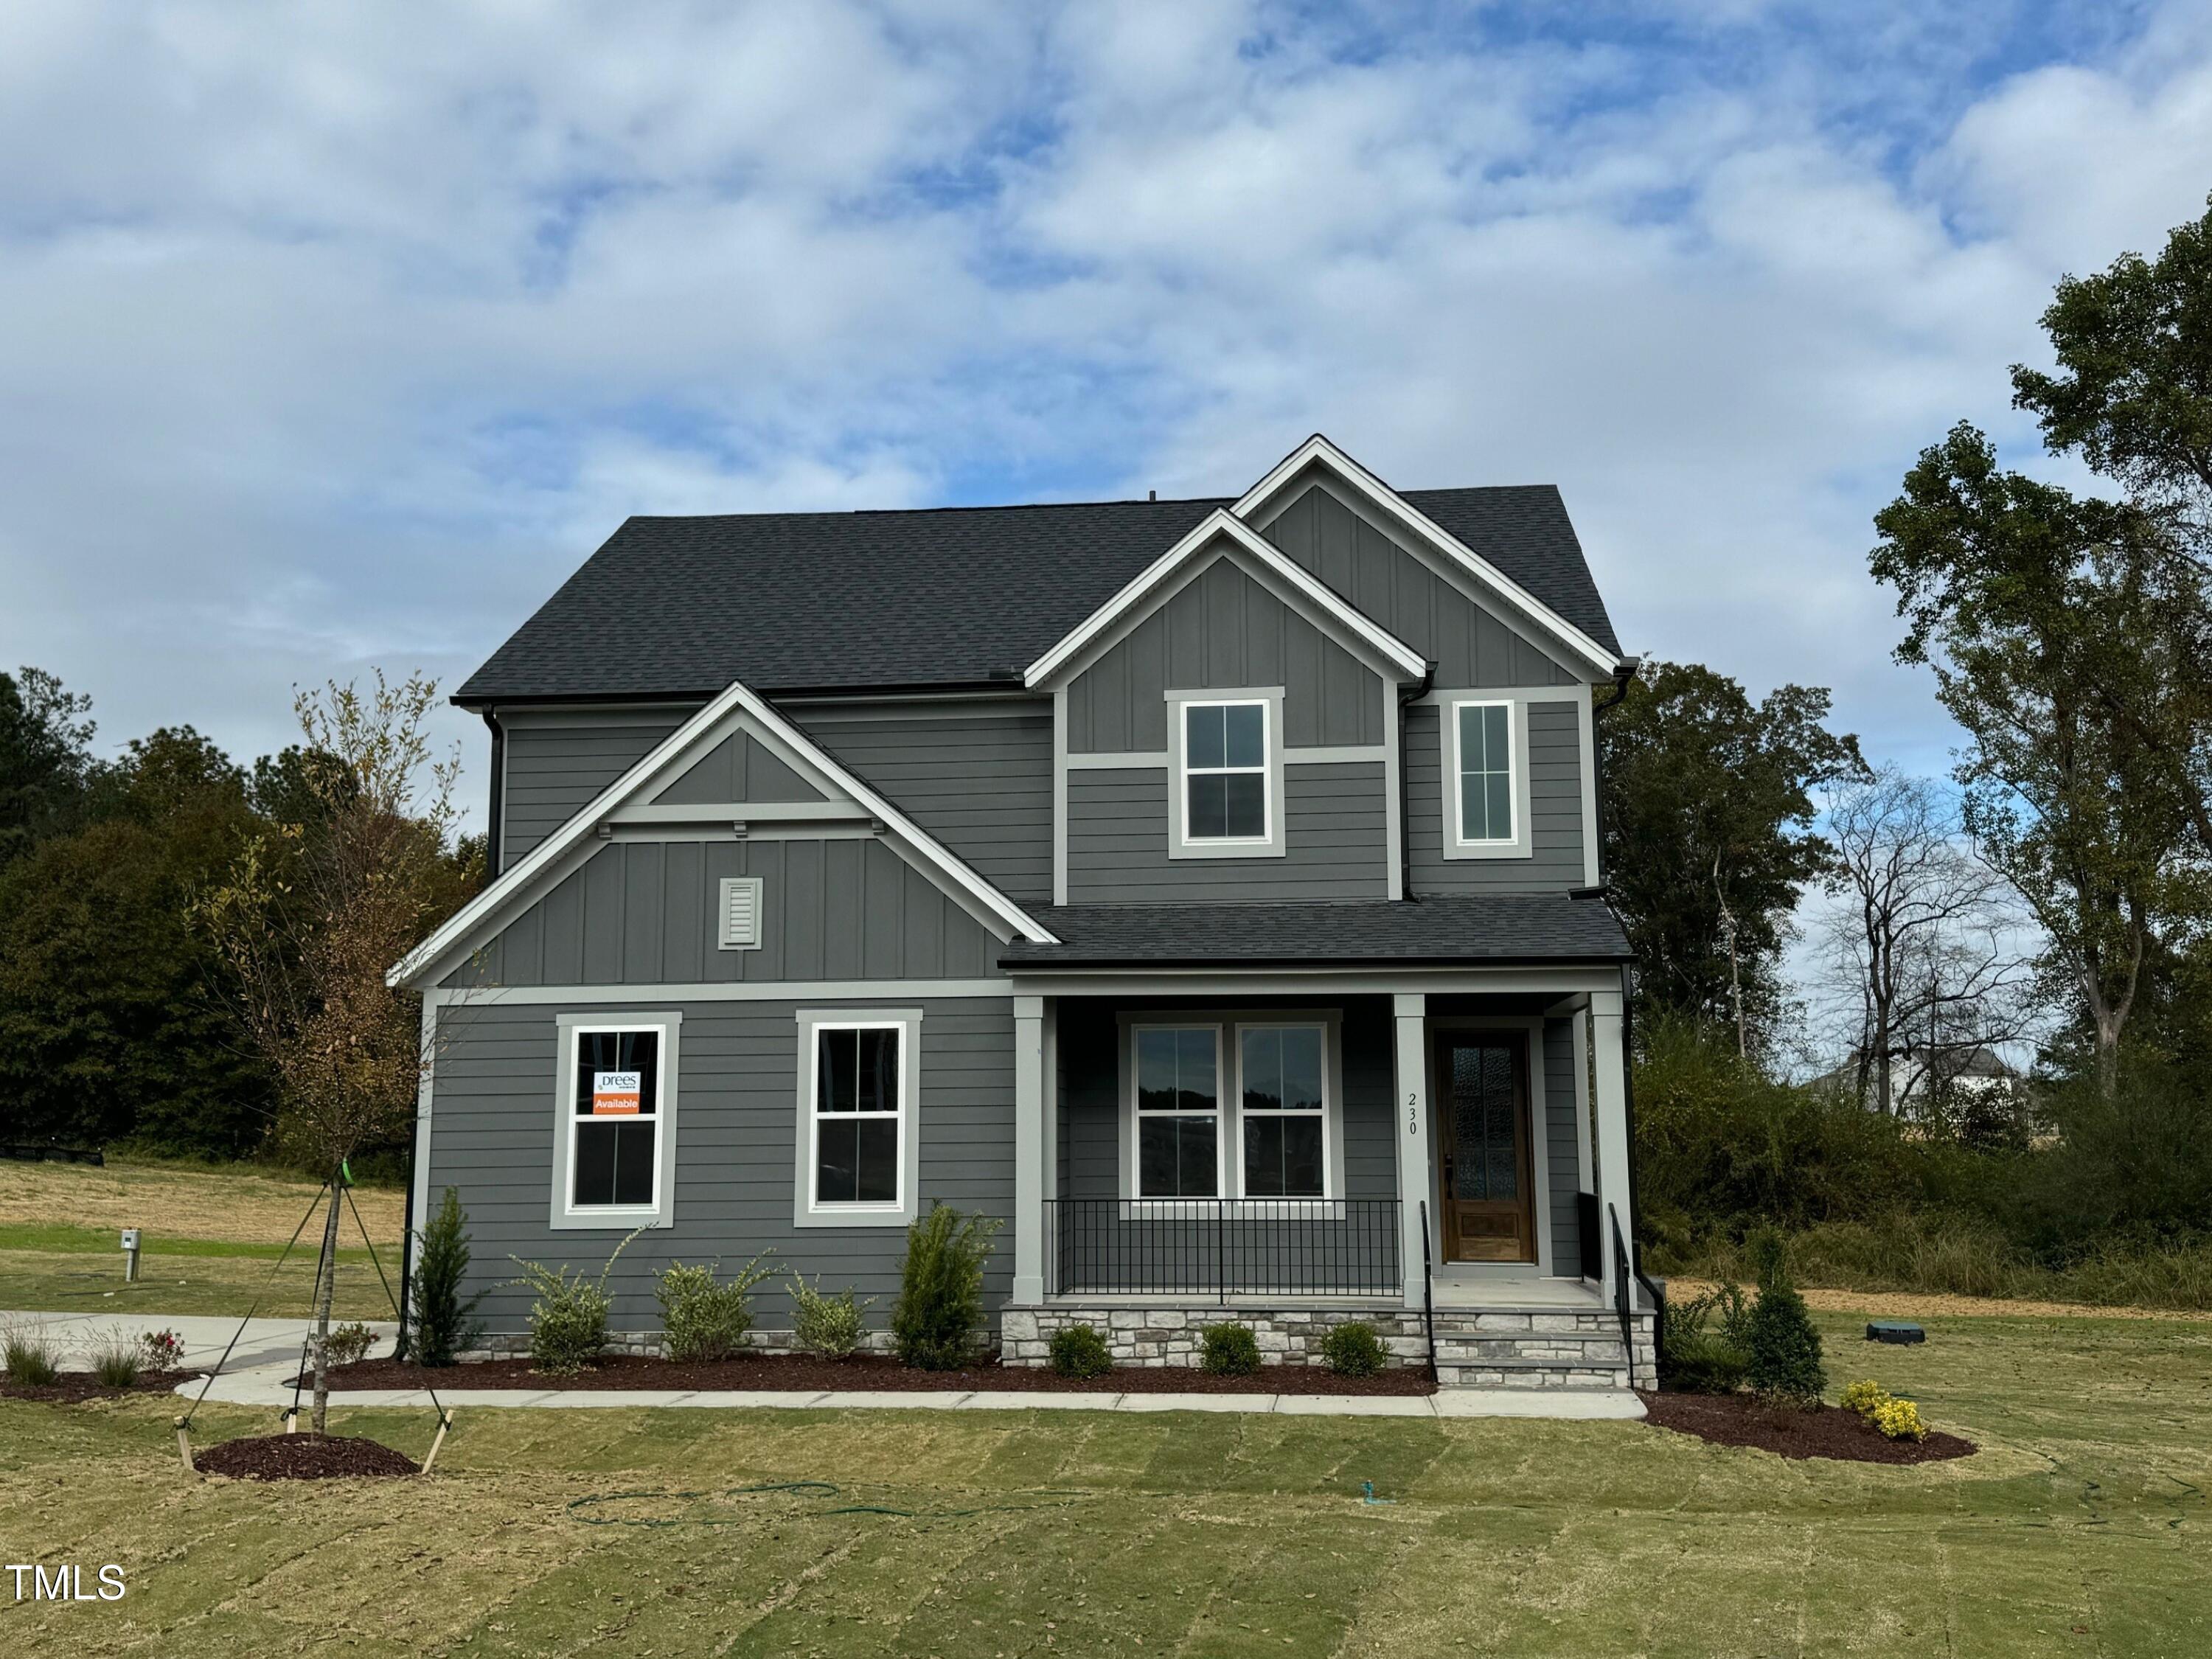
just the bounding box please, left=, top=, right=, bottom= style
left=1044, top=1198, right=1402, bottom=1301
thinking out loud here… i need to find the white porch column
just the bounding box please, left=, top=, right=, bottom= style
left=1590, top=985, right=1633, bottom=1305
left=1012, top=995, right=1047, bottom=1305
left=1391, top=993, right=1430, bottom=1310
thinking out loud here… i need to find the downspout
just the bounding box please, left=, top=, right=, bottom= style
left=1397, top=663, right=1433, bottom=902
left=482, top=708, right=506, bottom=876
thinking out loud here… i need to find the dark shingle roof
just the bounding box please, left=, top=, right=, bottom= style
left=998, top=897, right=1632, bottom=970
left=457, top=486, right=1618, bottom=703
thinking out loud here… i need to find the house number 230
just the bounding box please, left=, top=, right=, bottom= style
left=1406, top=1092, right=1419, bottom=1135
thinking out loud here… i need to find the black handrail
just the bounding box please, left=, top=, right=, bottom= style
left=1043, top=1198, right=1402, bottom=1299
left=1609, top=1202, right=1635, bottom=1368
left=1417, top=1199, right=1437, bottom=1379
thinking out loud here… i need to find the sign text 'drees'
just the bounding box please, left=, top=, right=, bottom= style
left=591, top=1071, right=642, bottom=1115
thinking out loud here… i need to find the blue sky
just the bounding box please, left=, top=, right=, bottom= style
left=3, top=0, right=2210, bottom=824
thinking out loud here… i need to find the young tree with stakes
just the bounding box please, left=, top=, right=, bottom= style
left=198, top=671, right=471, bottom=1432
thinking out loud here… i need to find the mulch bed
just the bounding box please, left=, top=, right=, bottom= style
left=320, top=1352, right=1437, bottom=1396
left=0, top=1370, right=204, bottom=1405
left=194, top=1432, right=420, bottom=1481
left=1638, top=1391, right=1976, bottom=1464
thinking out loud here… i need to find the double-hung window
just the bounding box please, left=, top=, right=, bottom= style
left=1445, top=697, right=1530, bottom=858
left=795, top=1009, right=920, bottom=1225
left=1238, top=1025, right=1326, bottom=1198
left=552, top=1017, right=678, bottom=1228
left=1183, top=700, right=1269, bottom=843
left=1134, top=1026, right=1222, bottom=1198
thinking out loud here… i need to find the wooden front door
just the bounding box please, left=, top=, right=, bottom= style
left=1434, top=1034, right=1535, bottom=1263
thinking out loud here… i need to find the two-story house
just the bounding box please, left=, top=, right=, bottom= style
left=388, top=434, right=1656, bottom=1394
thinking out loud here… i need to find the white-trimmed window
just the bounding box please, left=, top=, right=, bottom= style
left=1238, top=1023, right=1327, bottom=1198
left=1183, top=700, right=1268, bottom=841
left=551, top=1015, right=679, bottom=1229
left=1166, top=688, right=1287, bottom=858
left=1444, top=697, right=1531, bottom=858
left=794, top=1008, right=921, bottom=1226
left=1133, top=1024, right=1222, bottom=1197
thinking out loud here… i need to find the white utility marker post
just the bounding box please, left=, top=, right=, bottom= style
left=1012, top=995, right=1046, bottom=1306
left=1392, top=993, right=1430, bottom=1310
left=1590, top=985, right=1634, bottom=1307
left=121, top=1228, right=142, bottom=1284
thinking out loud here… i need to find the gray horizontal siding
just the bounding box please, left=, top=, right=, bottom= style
left=1066, top=551, right=1385, bottom=752
left=797, top=703, right=1053, bottom=905
left=426, top=995, right=1015, bottom=1335
left=1544, top=1016, right=1584, bottom=1274
left=461, top=836, right=1000, bottom=987
left=1405, top=701, right=1586, bottom=895
left=500, top=711, right=692, bottom=868
left=1066, top=762, right=1388, bottom=903
left=652, top=730, right=824, bottom=806
left=1263, top=483, right=1580, bottom=688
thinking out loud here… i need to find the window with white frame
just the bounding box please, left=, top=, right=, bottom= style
left=1238, top=1024, right=1327, bottom=1198
left=1134, top=1026, right=1221, bottom=1197
left=564, top=1024, right=666, bottom=1216
left=810, top=1023, right=904, bottom=1211
left=1182, top=700, right=1269, bottom=841
left=1452, top=699, right=1517, bottom=846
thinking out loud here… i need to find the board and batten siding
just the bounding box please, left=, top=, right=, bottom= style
left=426, top=994, right=1014, bottom=1335
left=1543, top=1015, right=1584, bottom=1273
left=650, top=729, right=824, bottom=806
left=1065, top=762, right=1388, bottom=902
left=1405, top=700, right=1586, bottom=895
left=498, top=709, right=695, bottom=869
left=453, top=836, right=1001, bottom=989
left=1262, top=481, right=1581, bottom=689
left=1065, top=552, right=1385, bottom=752
left=796, top=702, right=1054, bottom=905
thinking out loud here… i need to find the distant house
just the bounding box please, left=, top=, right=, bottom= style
left=387, top=435, right=1654, bottom=1391
left=1815, top=1045, right=2025, bottom=1117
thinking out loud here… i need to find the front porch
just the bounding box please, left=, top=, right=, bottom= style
left=996, top=961, right=1657, bottom=1390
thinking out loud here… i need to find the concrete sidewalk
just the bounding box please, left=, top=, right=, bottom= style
left=178, top=1355, right=1646, bottom=1420
left=1, top=1311, right=399, bottom=1374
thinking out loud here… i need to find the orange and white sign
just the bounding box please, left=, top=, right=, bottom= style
left=591, top=1070, right=642, bottom=1115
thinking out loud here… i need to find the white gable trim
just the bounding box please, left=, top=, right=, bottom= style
left=1023, top=509, right=1427, bottom=690
left=1234, top=435, right=1622, bottom=678
left=389, top=680, right=1057, bottom=989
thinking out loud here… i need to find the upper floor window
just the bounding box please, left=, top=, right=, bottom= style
left=1444, top=697, right=1530, bottom=859
left=1184, top=700, right=1268, bottom=841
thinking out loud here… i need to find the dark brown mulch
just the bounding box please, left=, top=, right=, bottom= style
left=0, top=1369, right=204, bottom=1405
left=1638, top=1390, right=1976, bottom=1464
left=194, top=1433, right=420, bottom=1481
left=319, top=1351, right=1437, bottom=1396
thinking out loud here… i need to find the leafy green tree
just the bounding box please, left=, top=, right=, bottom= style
left=1598, top=661, right=1863, bottom=1051
left=0, top=667, right=95, bottom=863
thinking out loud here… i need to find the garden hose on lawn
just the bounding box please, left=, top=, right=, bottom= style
left=566, top=1482, right=1096, bottom=1527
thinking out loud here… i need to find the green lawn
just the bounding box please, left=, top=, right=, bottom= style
left=2, top=1310, right=2208, bottom=1656
left=0, top=1244, right=397, bottom=1321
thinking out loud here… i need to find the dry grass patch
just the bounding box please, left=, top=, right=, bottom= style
left=1666, top=1277, right=2212, bottom=1324
left=0, top=1158, right=403, bottom=1248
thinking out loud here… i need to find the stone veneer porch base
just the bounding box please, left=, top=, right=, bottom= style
left=1004, top=1304, right=1658, bottom=1391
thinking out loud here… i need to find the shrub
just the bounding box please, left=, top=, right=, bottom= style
left=139, top=1328, right=186, bottom=1374
left=1742, top=1253, right=1826, bottom=1406
left=1048, top=1324, right=1113, bottom=1380
left=891, top=1204, right=1002, bottom=1371
left=1871, top=1397, right=1929, bottom=1441
left=1840, top=1378, right=1891, bottom=1417
left=655, top=1256, right=775, bottom=1363
left=1, top=1326, right=61, bottom=1386
left=88, top=1329, right=141, bottom=1388
left=409, top=1187, right=487, bottom=1367
left=788, top=1274, right=870, bottom=1358
left=1659, top=1282, right=1752, bottom=1393
left=324, top=1321, right=376, bottom=1368
left=1320, top=1321, right=1385, bottom=1377
left=1200, top=1323, right=1261, bottom=1376
left=509, top=1227, right=643, bottom=1376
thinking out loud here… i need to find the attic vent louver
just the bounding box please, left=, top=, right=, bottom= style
left=717, top=876, right=764, bottom=950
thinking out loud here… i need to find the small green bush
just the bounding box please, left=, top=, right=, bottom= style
left=1, top=1326, right=61, bottom=1387
left=1660, top=1281, right=1752, bottom=1393
left=324, top=1321, right=376, bottom=1368
left=788, top=1274, right=871, bottom=1358
left=891, top=1203, right=1002, bottom=1371
left=1320, top=1321, right=1385, bottom=1377
left=1742, top=1246, right=1826, bottom=1406
left=1200, top=1323, right=1261, bottom=1376
left=509, top=1228, right=642, bottom=1376
left=409, top=1187, right=486, bottom=1367
left=655, top=1256, right=775, bottom=1362
left=1049, top=1324, right=1113, bottom=1380
left=88, top=1330, right=142, bottom=1388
